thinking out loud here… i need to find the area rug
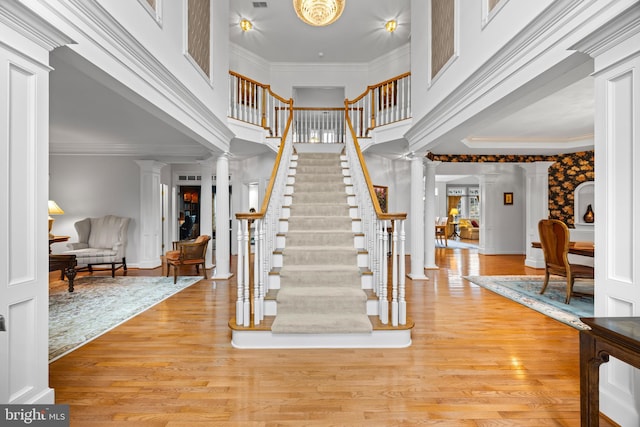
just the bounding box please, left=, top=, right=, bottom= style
left=49, top=276, right=202, bottom=362
left=463, top=275, right=594, bottom=330
left=436, top=239, right=479, bottom=249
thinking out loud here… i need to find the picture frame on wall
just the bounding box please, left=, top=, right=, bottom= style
left=503, top=192, right=513, bottom=205
left=374, top=185, right=388, bottom=213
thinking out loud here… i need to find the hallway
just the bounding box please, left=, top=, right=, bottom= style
left=48, top=251, right=614, bottom=426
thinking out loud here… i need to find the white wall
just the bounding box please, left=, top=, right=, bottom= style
left=364, top=154, right=412, bottom=253
left=49, top=156, right=145, bottom=266
left=24, top=0, right=231, bottom=153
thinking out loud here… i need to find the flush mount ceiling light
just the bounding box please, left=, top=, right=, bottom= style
left=385, top=19, right=397, bottom=33
left=293, top=0, right=345, bottom=27
left=240, top=18, right=253, bottom=31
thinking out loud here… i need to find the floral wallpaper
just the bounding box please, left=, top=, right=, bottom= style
left=427, top=151, right=595, bottom=227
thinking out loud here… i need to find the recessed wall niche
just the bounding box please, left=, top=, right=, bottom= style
left=574, top=181, right=594, bottom=228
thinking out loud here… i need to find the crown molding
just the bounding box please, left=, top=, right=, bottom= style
left=39, top=0, right=233, bottom=150
left=0, top=0, right=74, bottom=52
left=368, top=43, right=410, bottom=70
left=49, top=141, right=212, bottom=158
left=270, top=61, right=368, bottom=74
left=462, top=133, right=595, bottom=150
left=570, top=3, right=640, bottom=67
left=405, top=0, right=593, bottom=147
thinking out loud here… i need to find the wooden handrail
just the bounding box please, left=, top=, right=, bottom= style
left=230, top=70, right=291, bottom=105
left=235, top=101, right=294, bottom=222
left=344, top=99, right=407, bottom=221
left=346, top=72, right=411, bottom=105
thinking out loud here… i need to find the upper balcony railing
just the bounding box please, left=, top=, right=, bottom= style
left=229, top=71, right=292, bottom=138
left=228, top=71, right=411, bottom=142
left=346, top=72, right=411, bottom=138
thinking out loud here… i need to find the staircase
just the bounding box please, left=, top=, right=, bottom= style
left=230, top=145, right=412, bottom=349
left=271, top=152, right=372, bottom=334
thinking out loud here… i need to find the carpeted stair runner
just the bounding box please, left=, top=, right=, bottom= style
left=271, top=152, right=372, bottom=334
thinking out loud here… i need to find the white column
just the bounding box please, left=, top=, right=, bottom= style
left=214, top=153, right=232, bottom=279
left=0, top=1, right=73, bottom=404
left=424, top=159, right=440, bottom=270
left=520, top=162, right=554, bottom=269
left=199, top=158, right=214, bottom=269
left=408, top=155, right=427, bottom=280
left=571, top=7, right=640, bottom=426
left=135, top=160, right=166, bottom=269
left=478, top=173, right=500, bottom=255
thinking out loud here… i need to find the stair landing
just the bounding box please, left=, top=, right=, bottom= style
left=229, top=316, right=413, bottom=349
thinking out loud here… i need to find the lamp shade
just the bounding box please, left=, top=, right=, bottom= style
left=449, top=208, right=459, bottom=216
left=48, top=200, right=65, bottom=215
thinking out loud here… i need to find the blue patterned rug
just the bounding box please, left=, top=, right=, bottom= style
left=463, top=275, right=594, bottom=330
left=49, top=276, right=202, bottom=362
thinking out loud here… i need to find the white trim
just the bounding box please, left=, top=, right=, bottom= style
left=481, top=0, right=511, bottom=29
left=43, top=0, right=233, bottom=149
left=407, top=0, right=592, bottom=148
left=427, top=0, right=460, bottom=88
left=182, top=0, right=214, bottom=86
left=137, top=0, right=163, bottom=27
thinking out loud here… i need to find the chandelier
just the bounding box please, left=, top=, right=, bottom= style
left=293, top=0, right=345, bottom=27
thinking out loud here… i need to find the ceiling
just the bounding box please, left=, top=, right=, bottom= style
left=49, top=0, right=594, bottom=164
left=229, top=0, right=411, bottom=63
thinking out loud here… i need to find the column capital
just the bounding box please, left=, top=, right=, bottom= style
left=519, top=161, right=555, bottom=176
left=135, top=160, right=166, bottom=173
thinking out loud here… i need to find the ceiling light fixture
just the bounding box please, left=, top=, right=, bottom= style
left=385, top=19, right=397, bottom=33
left=293, top=0, right=345, bottom=27
left=240, top=18, right=253, bottom=31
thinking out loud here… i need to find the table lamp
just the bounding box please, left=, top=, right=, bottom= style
left=48, top=200, right=65, bottom=238
left=449, top=208, right=459, bottom=220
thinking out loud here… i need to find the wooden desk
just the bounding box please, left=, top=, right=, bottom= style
left=531, top=241, right=595, bottom=257
left=579, top=317, right=640, bottom=426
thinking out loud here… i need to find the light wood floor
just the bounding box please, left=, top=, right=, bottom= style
left=49, top=246, right=616, bottom=426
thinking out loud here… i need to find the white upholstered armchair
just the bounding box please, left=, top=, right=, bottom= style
left=64, top=215, right=131, bottom=277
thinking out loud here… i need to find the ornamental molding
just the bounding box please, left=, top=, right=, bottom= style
left=405, top=0, right=591, bottom=147
left=40, top=0, right=233, bottom=150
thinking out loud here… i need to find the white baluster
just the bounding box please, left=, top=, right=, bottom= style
left=391, top=220, right=399, bottom=327
left=253, top=218, right=262, bottom=324
left=406, top=76, right=411, bottom=119
left=236, top=220, right=244, bottom=326
left=242, top=219, right=250, bottom=326
left=399, top=219, right=406, bottom=325
left=379, top=220, right=389, bottom=324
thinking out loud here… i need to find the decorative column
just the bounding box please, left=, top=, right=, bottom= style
left=571, top=7, right=640, bottom=426
left=408, top=155, right=427, bottom=280
left=520, top=162, right=554, bottom=268
left=135, top=160, right=166, bottom=269
left=214, top=153, right=232, bottom=279
left=0, top=1, right=73, bottom=404
left=424, top=159, right=440, bottom=270
left=478, top=173, right=500, bottom=255
left=199, top=158, right=214, bottom=269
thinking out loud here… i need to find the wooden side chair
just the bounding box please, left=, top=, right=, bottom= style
left=537, top=219, right=594, bottom=304
left=165, top=235, right=211, bottom=284
left=435, top=216, right=448, bottom=247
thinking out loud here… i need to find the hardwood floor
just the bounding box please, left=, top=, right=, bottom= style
left=49, top=247, right=616, bottom=426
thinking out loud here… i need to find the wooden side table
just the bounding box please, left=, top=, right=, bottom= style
left=579, top=317, right=640, bottom=426
left=48, top=235, right=77, bottom=292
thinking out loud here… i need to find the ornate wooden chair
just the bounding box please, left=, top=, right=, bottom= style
left=538, top=219, right=594, bottom=304
left=165, top=235, right=211, bottom=284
